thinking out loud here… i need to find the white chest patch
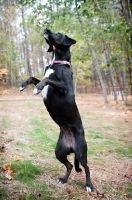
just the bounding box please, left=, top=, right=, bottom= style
left=44, top=68, right=54, bottom=78
left=41, top=68, right=54, bottom=99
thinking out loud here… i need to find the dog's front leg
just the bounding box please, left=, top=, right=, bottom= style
left=19, top=77, right=40, bottom=92
left=33, top=78, right=67, bottom=95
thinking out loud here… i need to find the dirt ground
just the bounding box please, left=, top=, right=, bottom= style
left=0, top=87, right=132, bottom=200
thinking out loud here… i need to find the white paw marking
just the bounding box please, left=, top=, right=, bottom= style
left=33, top=88, right=38, bottom=95
left=19, top=86, right=25, bottom=91
left=57, top=179, right=62, bottom=184
left=86, top=186, right=92, bottom=192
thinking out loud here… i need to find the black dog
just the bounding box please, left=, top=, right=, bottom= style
left=19, top=28, right=93, bottom=192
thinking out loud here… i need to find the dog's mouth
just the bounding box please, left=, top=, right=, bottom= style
left=44, top=28, right=52, bottom=40
left=44, top=33, right=48, bottom=39
left=44, top=28, right=59, bottom=42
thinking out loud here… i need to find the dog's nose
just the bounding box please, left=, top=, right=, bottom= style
left=44, top=28, right=50, bottom=34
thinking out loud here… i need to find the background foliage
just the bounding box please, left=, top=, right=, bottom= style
left=0, top=0, right=132, bottom=101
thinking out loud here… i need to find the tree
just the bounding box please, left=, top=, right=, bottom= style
left=0, top=0, right=131, bottom=103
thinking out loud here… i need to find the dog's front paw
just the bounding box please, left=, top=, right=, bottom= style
left=19, top=83, right=26, bottom=92
left=33, top=87, right=41, bottom=95
left=33, top=81, right=46, bottom=95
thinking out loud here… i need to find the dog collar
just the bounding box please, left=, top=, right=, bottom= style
left=52, top=60, right=71, bottom=66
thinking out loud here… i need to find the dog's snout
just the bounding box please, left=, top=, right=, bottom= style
left=44, top=28, right=48, bottom=32
left=44, top=28, right=50, bottom=40
left=44, top=28, right=51, bottom=34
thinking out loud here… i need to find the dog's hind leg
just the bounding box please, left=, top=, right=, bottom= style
left=74, top=137, right=93, bottom=192
left=74, top=155, right=82, bottom=172
left=76, top=155, right=93, bottom=192
left=83, top=163, right=93, bottom=192
left=55, top=137, right=73, bottom=184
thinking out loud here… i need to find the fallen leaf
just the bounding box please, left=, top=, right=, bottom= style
left=65, top=187, right=71, bottom=194
left=3, top=163, right=11, bottom=171
left=125, top=174, right=132, bottom=181
left=126, top=110, right=131, bottom=114
left=14, top=155, right=20, bottom=161
left=97, top=190, right=105, bottom=198
left=5, top=170, right=13, bottom=180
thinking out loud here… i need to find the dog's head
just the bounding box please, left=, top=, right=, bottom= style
left=44, top=28, right=76, bottom=52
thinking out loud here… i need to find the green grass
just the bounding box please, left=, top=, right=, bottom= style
left=1, top=159, right=61, bottom=200
left=103, top=184, right=125, bottom=200
left=86, top=128, right=121, bottom=163
left=94, top=134, right=104, bottom=139
left=115, top=146, right=132, bottom=158
left=12, top=160, right=40, bottom=184
left=29, top=117, right=58, bottom=155
left=24, top=101, right=37, bottom=108
left=126, top=183, right=132, bottom=197
left=1, top=116, right=9, bottom=128
left=87, top=136, right=118, bottom=150
left=102, top=126, right=113, bottom=130
left=0, top=188, right=11, bottom=199
left=16, top=141, right=26, bottom=148
left=19, top=181, right=60, bottom=200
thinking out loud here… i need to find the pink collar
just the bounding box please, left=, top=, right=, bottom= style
left=52, top=60, right=71, bottom=66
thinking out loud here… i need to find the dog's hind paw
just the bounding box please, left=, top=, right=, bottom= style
left=57, top=179, right=62, bottom=184
left=76, top=168, right=82, bottom=172
left=86, top=186, right=92, bottom=192
left=57, top=178, right=67, bottom=184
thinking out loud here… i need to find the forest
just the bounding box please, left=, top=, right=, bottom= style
left=0, top=0, right=132, bottom=103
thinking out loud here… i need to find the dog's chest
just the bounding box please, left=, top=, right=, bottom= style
left=41, top=68, right=54, bottom=99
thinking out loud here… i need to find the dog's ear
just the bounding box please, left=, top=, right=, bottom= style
left=47, top=46, right=53, bottom=52
left=63, top=35, right=76, bottom=46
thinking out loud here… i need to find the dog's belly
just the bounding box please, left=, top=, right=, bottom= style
left=60, top=126, right=75, bottom=151
left=42, top=85, right=49, bottom=99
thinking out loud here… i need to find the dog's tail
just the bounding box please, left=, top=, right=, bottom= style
left=74, top=156, right=82, bottom=172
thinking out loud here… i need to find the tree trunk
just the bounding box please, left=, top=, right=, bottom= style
left=104, top=49, right=118, bottom=102
left=73, top=64, right=78, bottom=95
left=119, top=0, right=132, bottom=96
left=115, top=67, right=124, bottom=101
left=21, top=7, right=32, bottom=77
left=75, top=0, right=108, bottom=103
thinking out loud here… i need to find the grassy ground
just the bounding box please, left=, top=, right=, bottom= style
left=0, top=90, right=132, bottom=200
